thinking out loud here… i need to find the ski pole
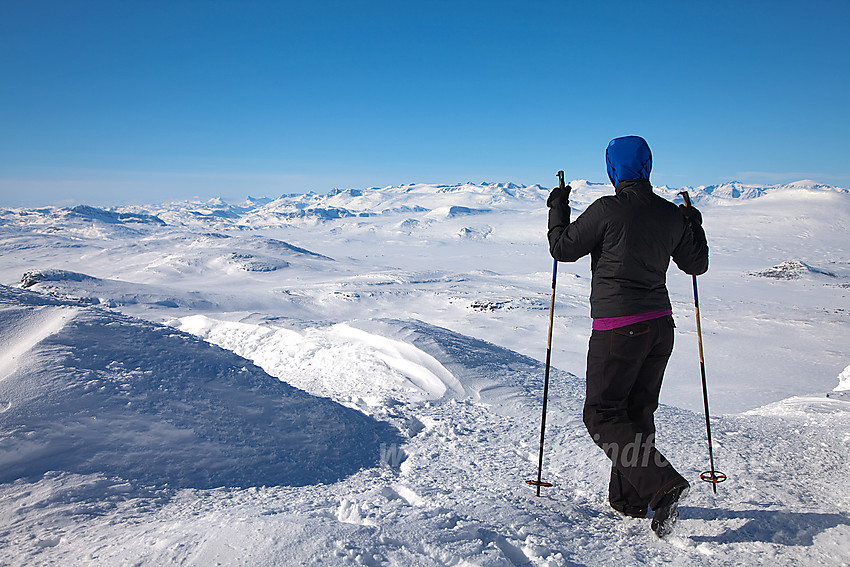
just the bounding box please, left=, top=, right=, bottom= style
left=679, top=191, right=726, bottom=493
left=527, top=170, right=564, bottom=496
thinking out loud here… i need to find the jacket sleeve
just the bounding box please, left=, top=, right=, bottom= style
left=547, top=200, right=605, bottom=262
left=672, top=219, right=709, bottom=275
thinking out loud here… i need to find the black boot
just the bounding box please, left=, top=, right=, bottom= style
left=651, top=483, right=689, bottom=538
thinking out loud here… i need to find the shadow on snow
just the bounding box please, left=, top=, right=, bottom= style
left=684, top=506, right=850, bottom=546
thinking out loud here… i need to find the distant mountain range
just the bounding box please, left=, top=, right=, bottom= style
left=1, top=180, right=846, bottom=229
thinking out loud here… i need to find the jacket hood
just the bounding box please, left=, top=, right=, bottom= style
left=606, top=136, right=652, bottom=187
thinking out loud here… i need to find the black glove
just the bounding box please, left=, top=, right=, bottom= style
left=679, top=204, right=703, bottom=227
left=547, top=185, right=571, bottom=207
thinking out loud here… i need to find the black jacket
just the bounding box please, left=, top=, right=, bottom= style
left=548, top=179, right=708, bottom=318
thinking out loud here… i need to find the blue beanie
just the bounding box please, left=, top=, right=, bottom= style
left=606, top=136, right=652, bottom=187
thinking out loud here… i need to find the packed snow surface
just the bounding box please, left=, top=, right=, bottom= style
left=0, top=180, right=849, bottom=565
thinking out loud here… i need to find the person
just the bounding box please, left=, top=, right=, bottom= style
left=546, top=135, right=708, bottom=538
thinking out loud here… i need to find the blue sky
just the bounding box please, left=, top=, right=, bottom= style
left=2, top=1, right=848, bottom=206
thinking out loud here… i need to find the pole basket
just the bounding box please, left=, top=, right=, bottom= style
left=526, top=480, right=553, bottom=488
left=700, top=470, right=727, bottom=485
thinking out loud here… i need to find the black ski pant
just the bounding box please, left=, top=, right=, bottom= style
left=583, top=315, right=688, bottom=514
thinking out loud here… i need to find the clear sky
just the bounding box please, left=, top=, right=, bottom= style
left=2, top=0, right=849, bottom=206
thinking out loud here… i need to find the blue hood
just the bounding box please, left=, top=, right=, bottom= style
left=606, top=136, right=652, bottom=187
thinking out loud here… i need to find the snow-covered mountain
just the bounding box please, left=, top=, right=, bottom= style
left=4, top=179, right=844, bottom=231
left=1, top=180, right=849, bottom=565
left=684, top=179, right=845, bottom=201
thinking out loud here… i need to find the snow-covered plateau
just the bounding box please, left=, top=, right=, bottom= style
left=0, top=180, right=848, bottom=566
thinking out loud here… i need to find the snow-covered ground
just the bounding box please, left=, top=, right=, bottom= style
left=0, top=180, right=848, bottom=565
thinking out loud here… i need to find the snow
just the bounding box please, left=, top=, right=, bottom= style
left=0, top=287, right=400, bottom=490
left=174, top=316, right=465, bottom=403
left=0, top=180, right=849, bottom=565
left=836, top=365, right=850, bottom=392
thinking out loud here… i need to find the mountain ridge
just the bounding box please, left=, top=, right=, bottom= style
left=1, top=179, right=846, bottom=229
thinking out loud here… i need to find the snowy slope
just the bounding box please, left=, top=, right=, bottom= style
left=0, top=286, right=848, bottom=565
left=0, top=180, right=849, bottom=565
left=0, top=286, right=400, bottom=489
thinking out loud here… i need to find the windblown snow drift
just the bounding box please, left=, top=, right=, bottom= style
left=0, top=285, right=401, bottom=489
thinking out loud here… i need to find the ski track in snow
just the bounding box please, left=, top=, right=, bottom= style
left=0, top=182, right=849, bottom=565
